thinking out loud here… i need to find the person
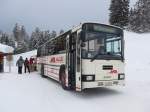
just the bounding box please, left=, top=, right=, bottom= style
left=16, top=56, right=24, bottom=74
left=33, top=58, right=37, bottom=71
left=24, top=58, right=30, bottom=73
left=29, top=57, right=34, bottom=72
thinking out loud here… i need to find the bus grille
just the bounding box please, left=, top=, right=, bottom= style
left=103, top=65, right=113, bottom=70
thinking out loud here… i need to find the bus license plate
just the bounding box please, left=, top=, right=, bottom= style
left=104, top=82, right=113, bottom=86
left=98, top=82, right=104, bottom=86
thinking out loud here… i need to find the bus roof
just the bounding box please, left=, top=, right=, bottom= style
left=83, top=22, right=123, bottom=30
left=37, top=22, right=123, bottom=49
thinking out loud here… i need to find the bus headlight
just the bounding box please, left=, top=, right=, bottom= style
left=82, top=75, right=95, bottom=81
left=118, top=73, right=125, bottom=80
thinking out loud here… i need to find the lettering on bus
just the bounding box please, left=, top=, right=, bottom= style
left=109, top=69, right=118, bottom=74
left=50, top=56, right=64, bottom=63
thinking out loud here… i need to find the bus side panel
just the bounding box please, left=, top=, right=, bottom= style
left=43, top=54, right=67, bottom=82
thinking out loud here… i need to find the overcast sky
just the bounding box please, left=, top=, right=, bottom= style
left=0, top=0, right=137, bottom=34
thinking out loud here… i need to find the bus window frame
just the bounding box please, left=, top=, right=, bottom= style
left=81, top=25, right=124, bottom=61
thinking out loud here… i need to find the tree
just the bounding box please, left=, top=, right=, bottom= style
left=59, top=29, right=64, bottom=35
left=29, top=27, right=51, bottom=50
left=13, top=23, right=20, bottom=41
left=29, top=27, right=40, bottom=50
left=0, top=33, right=9, bottom=45
left=0, top=32, right=15, bottom=48
left=29, top=28, right=57, bottom=51
left=129, top=0, right=150, bottom=33
left=109, top=0, right=130, bottom=28
left=51, top=30, right=57, bottom=38
left=8, top=34, right=15, bottom=48
left=21, top=25, right=29, bottom=42
left=12, top=24, right=30, bottom=53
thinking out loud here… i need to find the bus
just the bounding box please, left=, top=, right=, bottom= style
left=37, top=22, right=125, bottom=91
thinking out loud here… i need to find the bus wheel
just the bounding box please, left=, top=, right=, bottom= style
left=59, top=65, right=67, bottom=90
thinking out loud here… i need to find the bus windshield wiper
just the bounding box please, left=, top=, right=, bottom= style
left=90, top=52, right=101, bottom=62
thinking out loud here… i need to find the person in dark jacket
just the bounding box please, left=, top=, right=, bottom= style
left=29, top=57, right=34, bottom=72
left=24, top=58, right=30, bottom=73
left=16, top=56, right=24, bottom=74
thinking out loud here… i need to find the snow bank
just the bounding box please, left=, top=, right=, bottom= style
left=0, top=43, right=14, bottom=53
left=124, top=31, right=150, bottom=81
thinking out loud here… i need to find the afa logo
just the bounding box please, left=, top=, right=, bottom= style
left=109, top=69, right=118, bottom=74
left=50, top=57, right=56, bottom=63
left=50, top=56, right=63, bottom=63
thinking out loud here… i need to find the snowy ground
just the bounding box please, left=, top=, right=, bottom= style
left=0, top=31, right=150, bottom=112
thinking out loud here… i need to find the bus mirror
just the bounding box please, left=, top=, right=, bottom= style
left=81, top=42, right=86, bottom=47
left=81, top=31, right=85, bottom=42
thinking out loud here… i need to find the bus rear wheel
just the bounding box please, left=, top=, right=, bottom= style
left=60, top=72, right=67, bottom=89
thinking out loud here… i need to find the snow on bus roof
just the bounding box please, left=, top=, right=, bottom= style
left=0, top=43, right=14, bottom=53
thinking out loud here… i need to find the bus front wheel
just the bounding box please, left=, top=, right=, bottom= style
left=59, top=65, right=67, bottom=90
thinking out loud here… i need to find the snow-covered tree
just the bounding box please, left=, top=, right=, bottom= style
left=0, top=32, right=15, bottom=48
left=8, top=34, right=15, bottom=48
left=51, top=30, right=57, bottom=38
left=0, top=33, right=8, bottom=44
left=29, top=28, right=47, bottom=50
left=129, top=0, right=150, bottom=33
left=59, top=29, right=64, bottom=35
left=29, top=28, right=39, bottom=50
left=12, top=23, right=30, bottom=54
left=13, top=23, right=20, bottom=41
left=29, top=28, right=56, bottom=50
left=109, top=0, right=129, bottom=28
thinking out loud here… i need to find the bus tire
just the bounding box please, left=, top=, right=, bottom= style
left=59, top=65, right=67, bottom=90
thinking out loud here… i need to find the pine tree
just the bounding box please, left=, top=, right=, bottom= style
left=13, top=23, right=20, bottom=41
left=59, top=29, right=64, bottom=35
left=51, top=30, right=57, bottom=38
left=13, top=24, right=29, bottom=54
left=8, top=35, right=15, bottom=48
left=29, top=28, right=40, bottom=50
left=109, top=0, right=129, bottom=28
left=129, top=0, right=150, bottom=33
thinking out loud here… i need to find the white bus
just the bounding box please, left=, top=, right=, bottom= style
left=37, top=22, right=125, bottom=91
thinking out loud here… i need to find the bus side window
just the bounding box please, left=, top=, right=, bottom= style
left=57, top=36, right=66, bottom=53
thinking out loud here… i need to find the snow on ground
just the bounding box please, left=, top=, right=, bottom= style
left=0, top=31, right=150, bottom=112
left=0, top=43, right=14, bottom=53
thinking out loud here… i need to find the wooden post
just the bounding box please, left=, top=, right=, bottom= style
left=0, top=53, right=4, bottom=73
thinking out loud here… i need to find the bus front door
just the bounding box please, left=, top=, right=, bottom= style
left=75, top=31, right=82, bottom=91
left=66, top=34, right=76, bottom=90
left=67, top=32, right=82, bottom=91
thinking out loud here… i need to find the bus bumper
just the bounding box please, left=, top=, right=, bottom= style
left=82, top=80, right=125, bottom=89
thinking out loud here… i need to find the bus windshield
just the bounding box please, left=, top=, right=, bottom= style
left=81, top=31, right=123, bottom=60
